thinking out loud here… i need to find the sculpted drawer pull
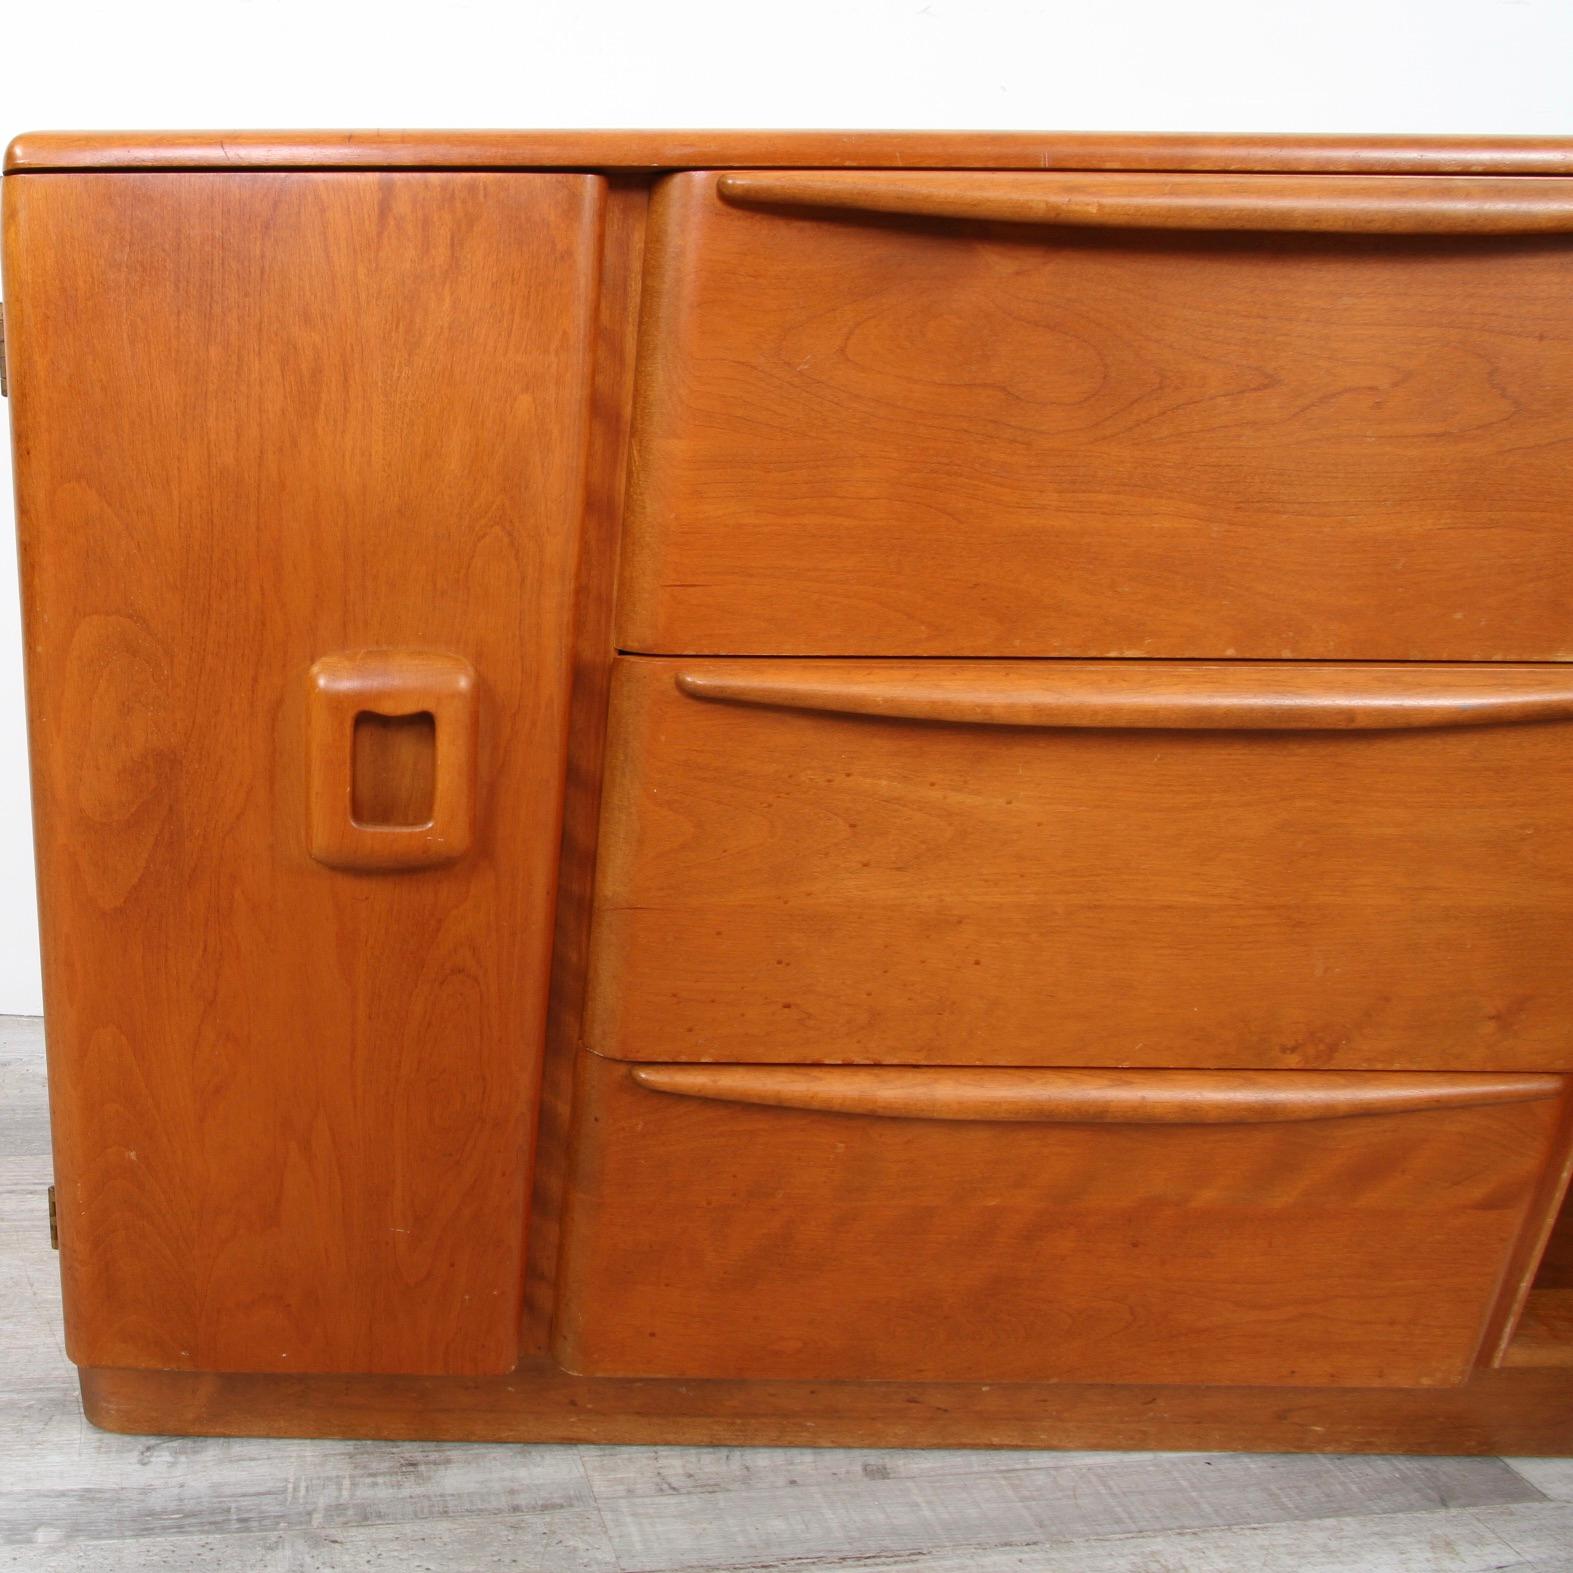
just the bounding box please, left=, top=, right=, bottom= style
left=628, top=1065, right=1566, bottom=1124
left=674, top=662, right=1573, bottom=731
left=307, top=650, right=479, bottom=871
left=716, top=172, right=1573, bottom=234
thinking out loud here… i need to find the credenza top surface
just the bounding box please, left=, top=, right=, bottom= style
left=9, top=129, right=1573, bottom=175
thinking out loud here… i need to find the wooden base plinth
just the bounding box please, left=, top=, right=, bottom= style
left=79, top=1360, right=1573, bottom=1455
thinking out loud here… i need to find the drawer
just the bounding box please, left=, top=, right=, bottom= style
left=556, top=1051, right=1572, bottom=1385
left=621, top=170, right=1573, bottom=658
left=586, top=657, right=1573, bottom=1070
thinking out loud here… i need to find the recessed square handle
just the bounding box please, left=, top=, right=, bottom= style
left=306, top=650, right=478, bottom=871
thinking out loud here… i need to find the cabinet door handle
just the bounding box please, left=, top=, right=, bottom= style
left=630, top=1064, right=1564, bottom=1124
left=674, top=662, right=1573, bottom=732
left=306, top=649, right=478, bottom=871
left=716, top=172, right=1573, bottom=235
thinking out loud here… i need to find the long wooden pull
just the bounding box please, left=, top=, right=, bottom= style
left=630, top=1065, right=1564, bottom=1125
left=674, top=662, right=1573, bottom=732
left=716, top=172, right=1573, bottom=235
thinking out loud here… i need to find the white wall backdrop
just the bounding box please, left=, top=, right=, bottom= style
left=2, top=0, right=1571, bottom=1014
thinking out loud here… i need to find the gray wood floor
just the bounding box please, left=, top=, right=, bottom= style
left=3, top=1014, right=1569, bottom=1572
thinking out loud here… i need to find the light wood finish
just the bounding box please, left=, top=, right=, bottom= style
left=717, top=171, right=1573, bottom=232
left=13, top=130, right=1573, bottom=175
left=520, top=178, right=649, bottom=1361
left=630, top=1064, right=1565, bottom=1124
left=352, top=712, right=438, bottom=829
left=4, top=171, right=604, bottom=1375
left=1483, top=1097, right=1573, bottom=1365
left=557, top=1051, right=1569, bottom=1387
left=306, top=649, right=477, bottom=871
left=621, top=170, right=1573, bottom=659
left=1500, top=1292, right=1573, bottom=1371
left=588, top=657, right=1573, bottom=1070
left=1536, top=1196, right=1573, bottom=1288
left=68, top=1358, right=1573, bottom=1455
left=11, top=135, right=1573, bottom=1456
left=675, top=660, right=1573, bottom=730
left=6, top=1016, right=1569, bottom=1571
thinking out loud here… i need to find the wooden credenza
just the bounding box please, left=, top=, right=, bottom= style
left=5, top=130, right=1573, bottom=1451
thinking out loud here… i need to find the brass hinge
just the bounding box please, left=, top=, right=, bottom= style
left=0, top=302, right=7, bottom=398
left=47, top=1185, right=58, bottom=1250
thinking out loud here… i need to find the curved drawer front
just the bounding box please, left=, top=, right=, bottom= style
left=587, top=657, right=1573, bottom=1070
left=555, top=1053, right=1571, bottom=1386
left=621, top=170, right=1573, bottom=658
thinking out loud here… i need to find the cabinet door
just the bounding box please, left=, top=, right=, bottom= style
left=4, top=171, right=603, bottom=1374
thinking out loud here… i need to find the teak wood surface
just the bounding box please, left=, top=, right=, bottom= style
left=5, top=170, right=603, bottom=1376
left=306, top=650, right=479, bottom=872
left=12, top=130, right=1573, bottom=174
left=712, top=171, right=1573, bottom=232
left=557, top=1053, right=1568, bottom=1387
left=620, top=171, right=1573, bottom=659
left=5, top=132, right=1573, bottom=1452
left=588, top=658, right=1573, bottom=1070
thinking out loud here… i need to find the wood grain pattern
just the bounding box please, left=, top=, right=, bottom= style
left=717, top=171, right=1573, bottom=232
left=307, top=650, right=476, bottom=870
left=10, top=130, right=1573, bottom=175
left=572, top=1452, right=1547, bottom=1573
left=1483, top=1095, right=1573, bottom=1364
left=558, top=1053, right=1569, bottom=1385
left=627, top=1064, right=1566, bottom=1124
left=5, top=171, right=604, bottom=1374
left=519, top=178, right=649, bottom=1360
left=675, top=660, right=1573, bottom=730
left=588, top=657, right=1573, bottom=1070
left=569, top=1438, right=1541, bottom=1507
left=352, top=712, right=438, bottom=830
left=1535, top=1197, right=1573, bottom=1289
left=620, top=171, right=1573, bottom=659
left=4, top=1016, right=1560, bottom=1566
left=72, top=1357, right=1573, bottom=1454
left=1499, top=1292, right=1573, bottom=1370
left=11, top=138, right=1573, bottom=1450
